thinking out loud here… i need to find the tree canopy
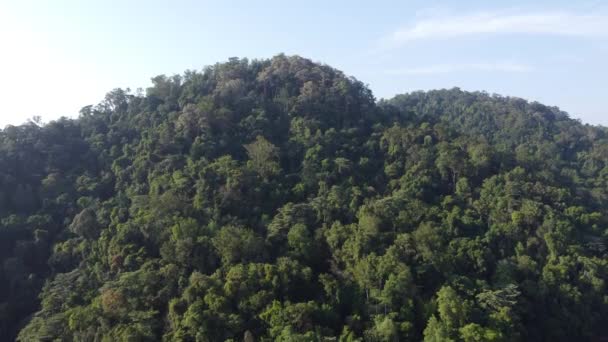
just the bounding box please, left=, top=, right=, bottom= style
left=0, top=55, right=607, bottom=341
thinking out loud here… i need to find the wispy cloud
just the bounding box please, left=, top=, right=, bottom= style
left=385, top=10, right=608, bottom=45
left=386, top=62, right=533, bottom=75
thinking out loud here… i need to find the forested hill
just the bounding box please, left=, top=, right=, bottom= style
left=1, top=55, right=607, bottom=341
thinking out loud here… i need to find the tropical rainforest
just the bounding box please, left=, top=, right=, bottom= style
left=1, top=55, right=607, bottom=342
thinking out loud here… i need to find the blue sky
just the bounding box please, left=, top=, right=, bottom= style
left=1, top=0, right=607, bottom=127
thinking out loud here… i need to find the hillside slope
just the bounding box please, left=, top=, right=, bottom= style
left=1, top=55, right=607, bottom=341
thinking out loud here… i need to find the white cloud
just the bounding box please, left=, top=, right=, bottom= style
left=386, top=10, right=608, bottom=45
left=386, top=62, right=533, bottom=75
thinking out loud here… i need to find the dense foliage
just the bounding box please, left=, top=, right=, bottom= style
left=1, top=55, right=607, bottom=341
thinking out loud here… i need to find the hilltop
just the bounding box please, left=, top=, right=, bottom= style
left=1, top=55, right=607, bottom=341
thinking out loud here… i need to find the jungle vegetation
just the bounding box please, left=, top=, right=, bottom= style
left=1, top=55, right=607, bottom=341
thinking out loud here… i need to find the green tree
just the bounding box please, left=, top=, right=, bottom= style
left=244, top=135, right=281, bottom=179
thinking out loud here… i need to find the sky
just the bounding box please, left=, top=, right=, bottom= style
left=0, top=0, right=607, bottom=127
